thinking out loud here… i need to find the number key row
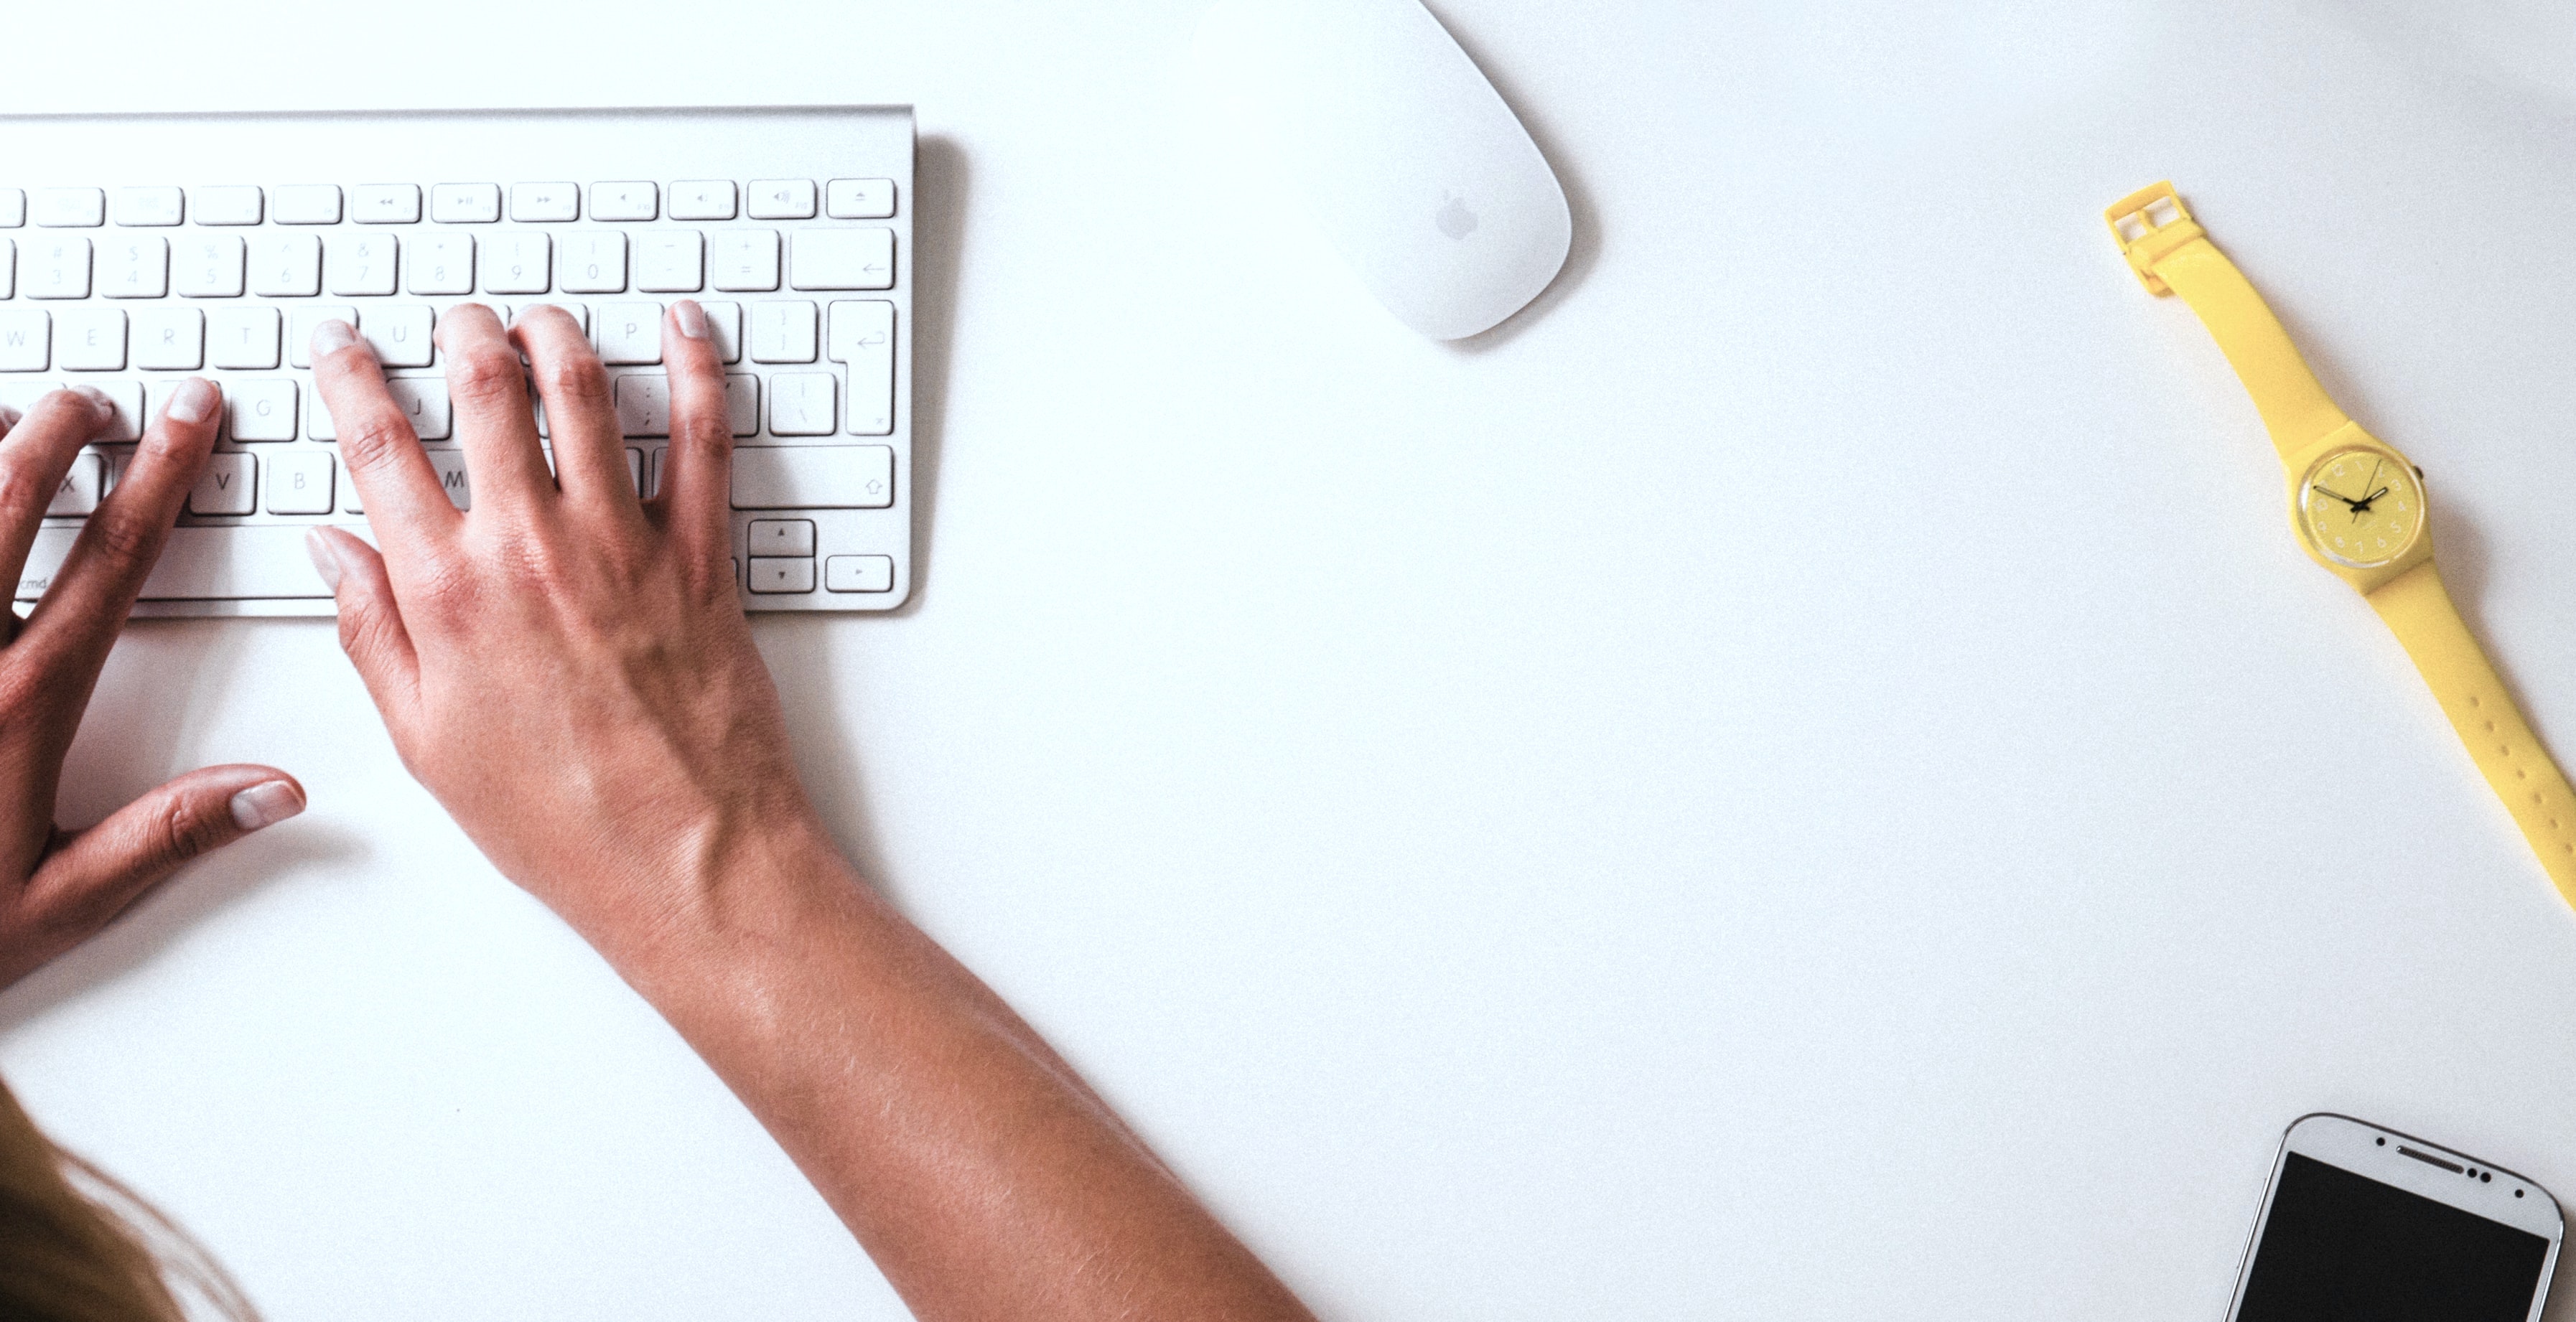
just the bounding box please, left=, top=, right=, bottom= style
left=1, top=229, right=891, bottom=299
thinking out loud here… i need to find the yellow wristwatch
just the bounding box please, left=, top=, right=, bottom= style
left=2105, top=181, right=2576, bottom=911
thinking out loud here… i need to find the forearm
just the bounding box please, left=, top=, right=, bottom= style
left=597, top=819, right=1315, bottom=1322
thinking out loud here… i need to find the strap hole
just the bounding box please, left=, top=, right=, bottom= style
left=2144, top=198, right=2181, bottom=228
left=2116, top=214, right=2150, bottom=242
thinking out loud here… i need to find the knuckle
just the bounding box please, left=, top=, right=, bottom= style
left=447, top=345, right=526, bottom=407
left=85, top=510, right=157, bottom=570
left=0, top=456, right=47, bottom=519
left=152, top=792, right=229, bottom=866
left=338, top=417, right=417, bottom=472
left=537, top=357, right=611, bottom=408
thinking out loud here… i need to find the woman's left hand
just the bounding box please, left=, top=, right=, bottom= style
left=0, top=383, right=304, bottom=988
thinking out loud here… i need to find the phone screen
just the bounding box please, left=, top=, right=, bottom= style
left=2236, top=1153, right=2551, bottom=1321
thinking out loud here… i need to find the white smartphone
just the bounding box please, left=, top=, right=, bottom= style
left=2226, top=1113, right=2564, bottom=1321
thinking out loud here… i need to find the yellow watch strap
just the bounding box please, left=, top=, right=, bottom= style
left=2369, top=563, right=2576, bottom=909
left=2104, top=182, right=2351, bottom=461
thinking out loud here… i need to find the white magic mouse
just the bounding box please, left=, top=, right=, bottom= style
left=1190, top=0, right=1574, bottom=340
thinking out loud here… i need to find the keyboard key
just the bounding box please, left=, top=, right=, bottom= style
left=111, top=187, right=185, bottom=227
left=326, top=233, right=398, bottom=296
left=480, top=231, right=551, bottom=294
left=613, top=372, right=670, bottom=436
left=272, top=184, right=344, bottom=225
left=0, top=240, right=9, bottom=299
left=825, top=554, right=894, bottom=592
left=408, top=232, right=474, bottom=295
left=426, top=449, right=472, bottom=509
left=789, top=228, right=894, bottom=291
left=510, top=182, right=579, bottom=222
left=828, top=300, right=895, bottom=436
left=724, top=372, right=759, bottom=435
left=17, top=524, right=335, bottom=601
left=287, top=305, right=358, bottom=369
left=32, top=189, right=104, bottom=228
left=208, top=307, right=281, bottom=370
left=590, top=182, right=657, bottom=222
left=145, top=378, right=200, bottom=429
left=0, top=190, right=22, bottom=228
left=174, top=234, right=247, bottom=297
left=826, top=179, right=897, bottom=220
left=747, top=518, right=814, bottom=555
left=23, top=238, right=91, bottom=299
left=747, top=179, right=816, bottom=220
left=596, top=301, right=663, bottom=365
left=0, top=309, right=45, bottom=371
left=711, top=230, right=780, bottom=292
left=559, top=231, right=627, bottom=294
left=91, top=380, right=144, bottom=442
left=192, top=185, right=263, bottom=226
left=362, top=304, right=434, bottom=367
left=431, top=183, right=501, bottom=224
left=132, top=306, right=203, bottom=370
left=47, top=453, right=102, bottom=516
left=190, top=453, right=255, bottom=515
left=668, top=180, right=737, bottom=221
left=266, top=451, right=334, bottom=514
left=511, top=300, right=589, bottom=335
left=250, top=233, right=322, bottom=297
left=226, top=379, right=297, bottom=441
left=352, top=184, right=421, bottom=223
left=748, top=301, right=817, bottom=363
left=730, top=444, right=892, bottom=508
left=701, top=301, right=744, bottom=363
left=56, top=308, right=126, bottom=371
left=101, top=236, right=169, bottom=298
left=627, top=448, right=645, bottom=492
left=746, top=556, right=815, bottom=593
left=765, top=372, right=835, bottom=436
left=391, top=377, right=453, bottom=439
left=635, top=230, right=702, bottom=292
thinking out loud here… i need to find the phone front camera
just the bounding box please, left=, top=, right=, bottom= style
left=2482, top=1173, right=2493, bottom=1183
left=2376, top=1138, right=2386, bottom=1146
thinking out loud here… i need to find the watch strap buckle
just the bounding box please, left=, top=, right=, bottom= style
left=2104, top=181, right=2204, bottom=296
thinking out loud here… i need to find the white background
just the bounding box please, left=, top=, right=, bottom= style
left=5, top=1, right=2576, bottom=1317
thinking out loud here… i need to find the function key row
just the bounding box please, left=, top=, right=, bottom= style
left=0, top=179, right=897, bottom=229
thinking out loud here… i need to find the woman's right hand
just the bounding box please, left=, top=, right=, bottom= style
left=302, top=303, right=826, bottom=954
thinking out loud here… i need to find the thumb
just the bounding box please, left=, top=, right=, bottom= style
left=306, top=526, right=419, bottom=715
left=24, top=765, right=304, bottom=939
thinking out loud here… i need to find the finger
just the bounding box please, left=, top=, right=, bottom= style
left=0, top=400, right=22, bottom=441
left=310, top=319, right=460, bottom=546
left=657, top=301, right=735, bottom=563
left=437, top=304, right=553, bottom=517
left=17, top=380, right=221, bottom=668
left=305, top=526, right=421, bottom=725
left=22, top=765, right=302, bottom=947
left=0, top=388, right=114, bottom=599
left=512, top=305, right=634, bottom=513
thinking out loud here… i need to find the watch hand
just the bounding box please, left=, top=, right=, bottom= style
left=2313, top=484, right=2362, bottom=507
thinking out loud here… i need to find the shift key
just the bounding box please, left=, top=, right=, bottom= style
left=730, top=444, right=893, bottom=509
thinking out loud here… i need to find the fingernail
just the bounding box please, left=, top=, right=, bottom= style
left=70, top=385, right=113, bottom=421
left=672, top=300, right=708, bottom=339
left=304, top=528, right=343, bottom=591
left=167, top=378, right=219, bottom=426
left=311, top=318, right=358, bottom=357
left=229, top=781, right=304, bottom=831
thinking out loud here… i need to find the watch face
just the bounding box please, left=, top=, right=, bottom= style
left=2300, top=449, right=2426, bottom=568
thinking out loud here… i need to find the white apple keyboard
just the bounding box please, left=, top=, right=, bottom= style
left=0, top=106, right=915, bottom=616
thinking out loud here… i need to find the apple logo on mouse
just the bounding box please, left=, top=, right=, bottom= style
left=1435, top=189, right=1478, bottom=240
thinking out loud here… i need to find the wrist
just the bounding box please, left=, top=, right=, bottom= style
left=551, top=794, right=863, bottom=978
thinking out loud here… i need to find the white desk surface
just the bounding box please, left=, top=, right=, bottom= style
left=7, top=1, right=2576, bottom=1316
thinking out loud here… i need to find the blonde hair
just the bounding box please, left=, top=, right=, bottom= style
left=0, top=1077, right=258, bottom=1321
